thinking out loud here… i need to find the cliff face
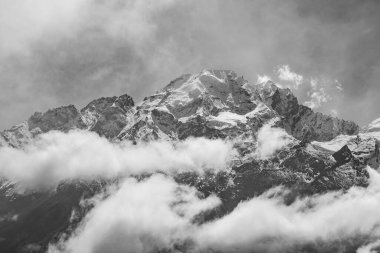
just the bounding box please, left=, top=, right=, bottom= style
left=0, top=94, right=134, bottom=148
left=116, top=70, right=358, bottom=145
left=256, top=80, right=359, bottom=141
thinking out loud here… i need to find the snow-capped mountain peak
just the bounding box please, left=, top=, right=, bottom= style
left=0, top=70, right=360, bottom=147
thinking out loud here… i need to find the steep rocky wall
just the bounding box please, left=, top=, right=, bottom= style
left=260, top=83, right=359, bottom=141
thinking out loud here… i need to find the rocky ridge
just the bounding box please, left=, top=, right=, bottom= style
left=0, top=70, right=358, bottom=148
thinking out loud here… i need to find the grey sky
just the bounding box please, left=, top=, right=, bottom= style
left=0, top=0, right=379, bottom=130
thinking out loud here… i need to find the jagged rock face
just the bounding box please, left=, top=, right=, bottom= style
left=256, top=81, right=359, bottom=141
left=80, top=95, right=134, bottom=138
left=0, top=180, right=105, bottom=253
left=28, top=105, right=86, bottom=133
left=117, top=70, right=358, bottom=145
left=0, top=94, right=134, bottom=148
left=0, top=123, right=34, bottom=148
left=118, top=70, right=264, bottom=142
left=312, top=130, right=380, bottom=169
left=163, top=70, right=257, bottom=116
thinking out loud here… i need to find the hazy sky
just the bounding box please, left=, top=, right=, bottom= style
left=0, top=0, right=379, bottom=130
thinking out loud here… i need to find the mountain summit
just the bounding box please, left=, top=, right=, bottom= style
left=0, top=69, right=358, bottom=148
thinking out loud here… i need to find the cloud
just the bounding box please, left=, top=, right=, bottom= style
left=0, top=130, right=235, bottom=190
left=335, top=80, right=344, bottom=91
left=0, top=0, right=89, bottom=57
left=0, top=0, right=177, bottom=58
left=48, top=174, right=221, bottom=253
left=357, top=240, right=380, bottom=253
left=256, top=74, right=272, bottom=84
left=256, top=124, right=293, bottom=159
left=87, top=0, right=179, bottom=53
left=304, top=79, right=332, bottom=109
left=49, top=166, right=380, bottom=253
left=0, top=0, right=192, bottom=130
left=277, top=65, right=304, bottom=89
left=194, top=167, right=380, bottom=253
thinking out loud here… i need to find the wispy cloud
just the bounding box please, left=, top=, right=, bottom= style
left=304, top=78, right=332, bottom=109
left=277, top=65, right=304, bottom=89
left=0, top=0, right=178, bottom=58
left=335, top=80, right=344, bottom=91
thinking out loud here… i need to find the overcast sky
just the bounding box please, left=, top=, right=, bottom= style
left=0, top=0, right=379, bottom=130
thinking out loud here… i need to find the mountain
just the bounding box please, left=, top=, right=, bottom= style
left=0, top=69, right=378, bottom=252
left=0, top=70, right=358, bottom=148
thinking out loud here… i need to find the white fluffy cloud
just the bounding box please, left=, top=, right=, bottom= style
left=256, top=74, right=272, bottom=84
left=304, top=78, right=332, bottom=109
left=0, top=130, right=235, bottom=190
left=277, top=65, right=304, bottom=89
left=48, top=174, right=221, bottom=253
left=256, top=124, right=293, bottom=159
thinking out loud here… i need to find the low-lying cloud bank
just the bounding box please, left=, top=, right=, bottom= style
left=196, top=168, right=380, bottom=252
left=2, top=128, right=380, bottom=252
left=0, top=130, right=235, bottom=189
left=48, top=167, right=380, bottom=253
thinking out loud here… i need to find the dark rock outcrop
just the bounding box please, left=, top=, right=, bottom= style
left=80, top=94, right=134, bottom=138
left=257, top=81, right=359, bottom=141
left=27, top=105, right=85, bottom=133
